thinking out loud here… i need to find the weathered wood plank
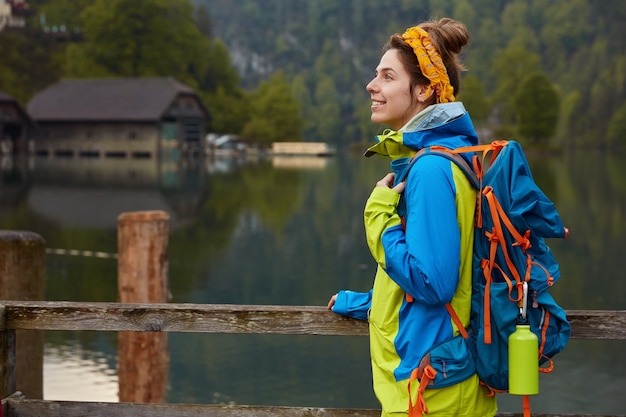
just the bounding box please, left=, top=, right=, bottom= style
left=1, top=302, right=625, bottom=339
left=7, top=397, right=380, bottom=417
left=0, top=330, right=15, bottom=399
left=567, top=309, right=626, bottom=340
left=1, top=301, right=367, bottom=335
left=4, top=397, right=625, bottom=417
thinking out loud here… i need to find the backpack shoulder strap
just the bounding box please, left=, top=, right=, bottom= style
left=421, top=147, right=480, bottom=189
left=408, top=141, right=510, bottom=189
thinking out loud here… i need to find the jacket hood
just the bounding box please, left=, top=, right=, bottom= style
left=364, top=102, right=478, bottom=160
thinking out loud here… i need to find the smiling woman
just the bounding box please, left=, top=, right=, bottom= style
left=327, top=17, right=497, bottom=417
left=365, top=19, right=467, bottom=132
left=367, top=49, right=421, bottom=130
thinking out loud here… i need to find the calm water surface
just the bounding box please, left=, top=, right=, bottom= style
left=1, top=148, right=625, bottom=414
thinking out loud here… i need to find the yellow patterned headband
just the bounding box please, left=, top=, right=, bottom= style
left=401, top=26, right=455, bottom=103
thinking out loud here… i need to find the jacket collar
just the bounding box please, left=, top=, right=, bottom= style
left=364, top=102, right=477, bottom=160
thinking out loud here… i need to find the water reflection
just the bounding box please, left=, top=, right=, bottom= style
left=44, top=339, right=118, bottom=402
left=1, top=149, right=625, bottom=413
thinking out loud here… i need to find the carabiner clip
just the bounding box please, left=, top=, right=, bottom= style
left=519, top=281, right=529, bottom=321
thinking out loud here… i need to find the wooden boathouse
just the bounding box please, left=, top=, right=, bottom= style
left=26, top=77, right=211, bottom=159
left=0, top=90, right=31, bottom=155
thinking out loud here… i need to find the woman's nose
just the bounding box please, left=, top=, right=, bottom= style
left=366, top=79, right=377, bottom=93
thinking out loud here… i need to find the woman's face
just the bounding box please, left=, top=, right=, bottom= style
left=366, top=49, right=423, bottom=130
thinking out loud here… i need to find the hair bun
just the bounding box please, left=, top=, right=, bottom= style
left=421, top=18, right=469, bottom=57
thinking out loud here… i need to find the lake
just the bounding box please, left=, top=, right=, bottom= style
left=1, top=147, right=625, bottom=414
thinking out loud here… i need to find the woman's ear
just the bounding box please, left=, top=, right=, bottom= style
left=416, top=84, right=435, bottom=104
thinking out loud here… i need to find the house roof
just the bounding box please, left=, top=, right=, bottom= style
left=0, top=90, right=15, bottom=102
left=26, top=77, right=210, bottom=122
left=0, top=89, right=31, bottom=121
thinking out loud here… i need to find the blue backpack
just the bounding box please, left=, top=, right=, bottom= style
left=402, top=140, right=570, bottom=417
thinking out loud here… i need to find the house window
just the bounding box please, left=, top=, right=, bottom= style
left=183, top=118, right=201, bottom=141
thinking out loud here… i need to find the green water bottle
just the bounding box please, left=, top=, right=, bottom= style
left=508, top=282, right=539, bottom=395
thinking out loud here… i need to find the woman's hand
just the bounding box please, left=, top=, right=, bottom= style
left=376, top=173, right=406, bottom=194
left=327, top=293, right=338, bottom=310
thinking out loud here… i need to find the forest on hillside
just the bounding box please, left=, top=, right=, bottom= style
left=1, top=0, right=625, bottom=149
left=196, top=0, right=626, bottom=148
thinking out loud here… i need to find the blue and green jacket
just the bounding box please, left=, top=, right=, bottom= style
left=332, top=102, right=479, bottom=413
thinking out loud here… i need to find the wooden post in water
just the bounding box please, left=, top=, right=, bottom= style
left=117, top=211, right=170, bottom=403
left=0, top=231, right=45, bottom=399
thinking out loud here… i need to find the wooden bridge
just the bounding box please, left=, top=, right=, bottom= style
left=1, top=301, right=625, bottom=417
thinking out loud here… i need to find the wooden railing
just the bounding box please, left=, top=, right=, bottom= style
left=1, top=301, right=625, bottom=417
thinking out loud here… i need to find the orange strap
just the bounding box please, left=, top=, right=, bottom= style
left=540, top=355, right=555, bottom=374
left=481, top=186, right=531, bottom=344
left=532, top=260, right=555, bottom=286
left=408, top=365, right=437, bottom=417
left=429, top=140, right=508, bottom=229
left=445, top=303, right=469, bottom=339
left=434, top=140, right=508, bottom=162
left=480, top=259, right=526, bottom=344
left=483, top=187, right=527, bottom=287
left=539, top=311, right=551, bottom=358
left=523, top=395, right=532, bottom=417
left=538, top=305, right=556, bottom=374
left=482, top=260, right=493, bottom=344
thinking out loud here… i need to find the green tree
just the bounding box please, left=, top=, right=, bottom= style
left=467, top=17, right=500, bottom=93
left=490, top=44, right=541, bottom=126
left=607, top=103, right=626, bottom=149
left=65, top=0, right=207, bottom=87
left=312, top=75, right=341, bottom=142
left=458, top=74, right=490, bottom=124
left=538, top=0, right=593, bottom=72
left=0, top=30, right=64, bottom=104
left=187, top=25, right=245, bottom=135
left=242, top=72, right=302, bottom=145
left=193, top=39, right=240, bottom=94
left=291, top=72, right=316, bottom=139
left=514, top=71, right=560, bottom=146
left=194, top=4, right=214, bottom=38
left=37, top=0, right=92, bottom=30
left=452, top=0, right=477, bottom=31
left=203, top=87, right=250, bottom=135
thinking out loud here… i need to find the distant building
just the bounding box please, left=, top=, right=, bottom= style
left=27, top=77, right=211, bottom=158
left=0, top=0, right=29, bottom=31
left=0, top=89, right=31, bottom=155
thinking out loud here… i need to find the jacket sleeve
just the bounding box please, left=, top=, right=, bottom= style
left=331, top=289, right=372, bottom=321
left=363, top=186, right=403, bottom=267
left=364, top=156, right=460, bottom=305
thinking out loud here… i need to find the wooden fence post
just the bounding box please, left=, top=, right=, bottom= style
left=117, top=211, right=170, bottom=403
left=0, top=305, right=16, bottom=401
left=0, top=231, right=45, bottom=399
